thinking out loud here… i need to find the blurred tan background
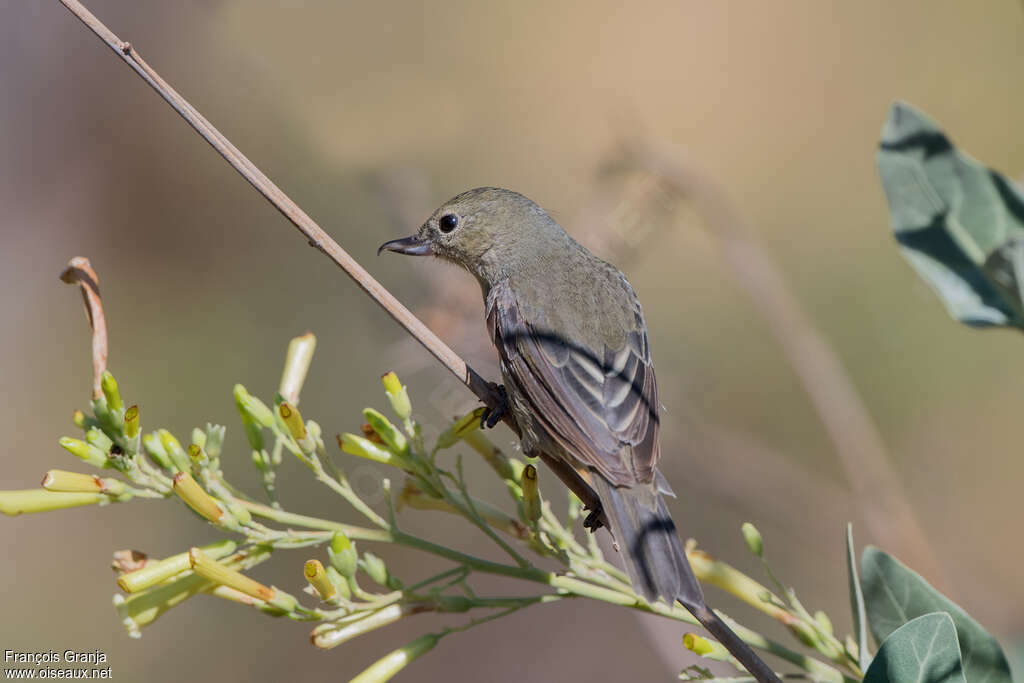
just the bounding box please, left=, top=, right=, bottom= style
left=2, top=1, right=1023, bottom=681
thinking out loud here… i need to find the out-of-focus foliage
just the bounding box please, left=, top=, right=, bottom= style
left=878, top=102, right=1024, bottom=328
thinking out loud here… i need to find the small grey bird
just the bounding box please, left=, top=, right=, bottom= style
left=380, top=187, right=779, bottom=683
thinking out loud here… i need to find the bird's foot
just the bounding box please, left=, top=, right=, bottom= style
left=582, top=503, right=605, bottom=533
left=479, top=382, right=508, bottom=429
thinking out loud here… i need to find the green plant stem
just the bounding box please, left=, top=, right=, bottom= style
left=238, top=498, right=843, bottom=682
left=236, top=499, right=391, bottom=542
left=307, top=460, right=389, bottom=529
left=440, top=461, right=530, bottom=568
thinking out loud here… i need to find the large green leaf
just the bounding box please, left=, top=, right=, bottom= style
left=864, top=613, right=965, bottom=683
left=847, top=524, right=871, bottom=672
left=877, top=101, right=1024, bottom=328
left=861, top=546, right=1013, bottom=683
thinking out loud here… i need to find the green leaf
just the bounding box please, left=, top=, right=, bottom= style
left=861, top=546, right=1013, bottom=683
left=877, top=101, right=1024, bottom=328
left=847, top=524, right=870, bottom=672
left=864, top=613, right=965, bottom=683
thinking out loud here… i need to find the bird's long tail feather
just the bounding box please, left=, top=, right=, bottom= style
left=593, top=478, right=782, bottom=683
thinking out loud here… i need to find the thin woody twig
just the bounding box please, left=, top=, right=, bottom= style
left=59, top=256, right=107, bottom=398
left=57, top=0, right=495, bottom=411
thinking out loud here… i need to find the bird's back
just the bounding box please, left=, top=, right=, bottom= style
left=485, top=242, right=661, bottom=488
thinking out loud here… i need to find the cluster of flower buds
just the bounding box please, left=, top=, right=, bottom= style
left=3, top=327, right=566, bottom=682
left=299, top=530, right=359, bottom=605
left=0, top=370, right=177, bottom=517
left=112, top=541, right=293, bottom=637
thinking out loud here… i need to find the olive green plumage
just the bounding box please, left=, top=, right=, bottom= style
left=380, top=187, right=779, bottom=683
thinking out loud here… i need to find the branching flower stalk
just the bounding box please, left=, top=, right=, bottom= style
left=0, top=262, right=866, bottom=682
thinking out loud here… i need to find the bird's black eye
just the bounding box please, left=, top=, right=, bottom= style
left=439, top=214, right=459, bottom=233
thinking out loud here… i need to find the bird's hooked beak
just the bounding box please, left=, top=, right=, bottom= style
left=378, top=235, right=432, bottom=257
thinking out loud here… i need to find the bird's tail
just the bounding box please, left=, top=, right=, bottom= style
left=592, top=476, right=702, bottom=605
left=593, top=478, right=781, bottom=683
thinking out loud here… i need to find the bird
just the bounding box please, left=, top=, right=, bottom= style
left=379, top=187, right=779, bottom=683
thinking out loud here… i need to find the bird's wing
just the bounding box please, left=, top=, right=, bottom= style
left=486, top=277, right=659, bottom=486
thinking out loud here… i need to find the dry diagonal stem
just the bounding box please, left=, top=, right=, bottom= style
left=57, top=0, right=495, bottom=409
left=59, top=256, right=107, bottom=398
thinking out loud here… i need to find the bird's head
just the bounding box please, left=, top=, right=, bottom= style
left=378, top=187, right=567, bottom=285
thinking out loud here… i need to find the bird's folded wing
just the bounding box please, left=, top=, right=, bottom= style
left=485, top=279, right=659, bottom=486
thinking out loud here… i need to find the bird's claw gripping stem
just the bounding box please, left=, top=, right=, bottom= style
left=479, top=382, right=508, bottom=429
left=582, top=503, right=604, bottom=533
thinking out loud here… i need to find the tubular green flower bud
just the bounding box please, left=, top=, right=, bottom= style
left=304, top=559, right=336, bottom=600
left=683, top=633, right=732, bottom=662
left=59, top=436, right=109, bottom=469
left=359, top=552, right=389, bottom=586
left=204, top=424, right=225, bottom=460
left=172, top=472, right=223, bottom=523
left=362, top=408, right=407, bottom=454
left=844, top=635, right=859, bottom=661
left=41, top=469, right=101, bottom=493
left=190, top=428, right=206, bottom=450
left=99, top=477, right=127, bottom=495
left=814, top=610, right=833, bottom=635
left=100, top=371, right=123, bottom=414
left=278, top=403, right=314, bottom=452
left=348, top=632, right=440, bottom=680
left=158, top=430, right=191, bottom=472
left=791, top=621, right=820, bottom=648
left=741, top=522, right=763, bottom=558
left=521, top=464, right=541, bottom=524
left=227, top=499, right=252, bottom=526
left=123, top=405, right=140, bottom=440
left=380, top=371, right=411, bottom=420
left=233, top=384, right=275, bottom=428
left=337, top=433, right=412, bottom=469
left=72, top=409, right=86, bottom=429
left=434, top=408, right=486, bottom=450
left=325, top=566, right=352, bottom=600
left=312, top=605, right=424, bottom=651
left=114, top=572, right=209, bottom=636
left=0, top=489, right=108, bottom=516
left=42, top=469, right=126, bottom=496
left=279, top=332, right=316, bottom=405
left=683, top=633, right=715, bottom=656
left=328, top=531, right=358, bottom=579
left=189, top=547, right=275, bottom=601
left=142, top=432, right=173, bottom=471
left=85, top=428, right=113, bottom=453
left=266, top=589, right=299, bottom=613
left=187, top=443, right=208, bottom=467
left=242, top=421, right=264, bottom=451
left=117, top=540, right=236, bottom=593
left=199, top=474, right=250, bottom=526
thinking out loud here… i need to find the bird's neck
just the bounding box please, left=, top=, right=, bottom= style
left=473, top=230, right=584, bottom=291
